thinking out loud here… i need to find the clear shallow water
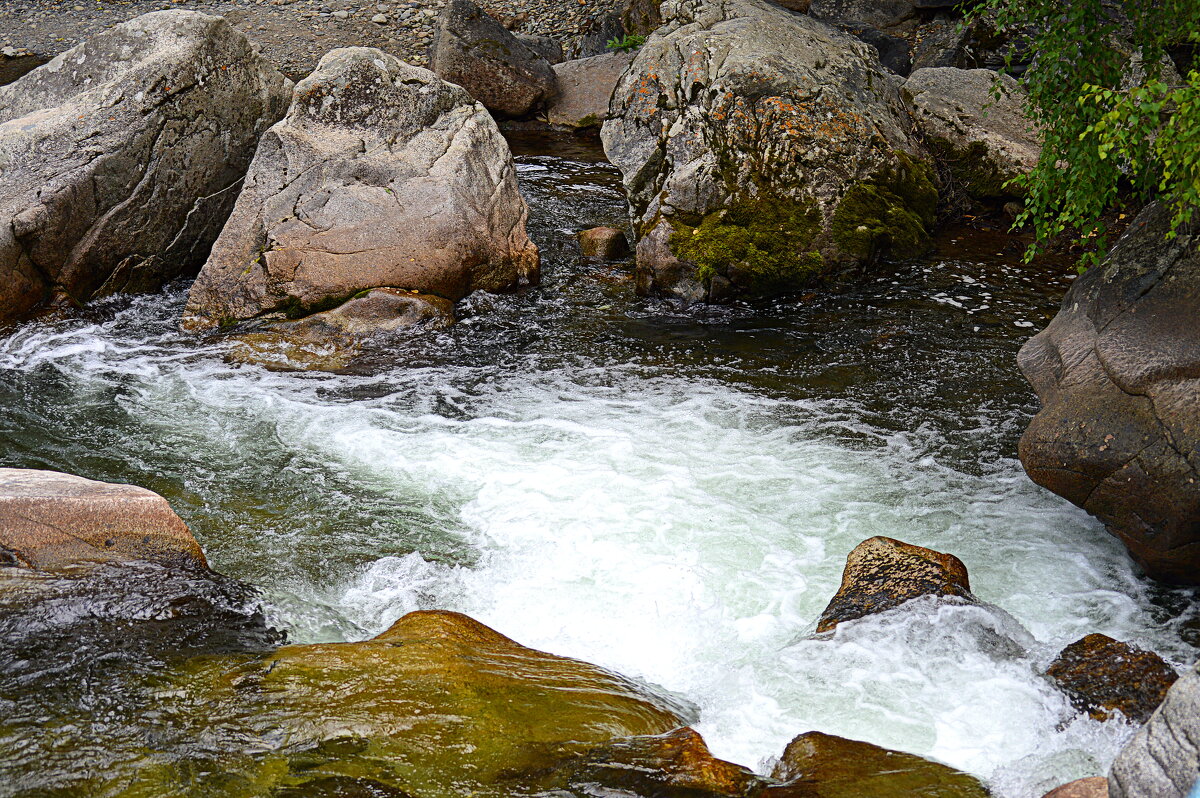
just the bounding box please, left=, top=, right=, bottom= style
left=0, top=137, right=1196, bottom=797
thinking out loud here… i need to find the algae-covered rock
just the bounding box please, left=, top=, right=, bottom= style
left=126, top=610, right=687, bottom=797
left=766, top=731, right=990, bottom=797
left=602, top=0, right=935, bottom=302
left=1045, top=633, right=1178, bottom=724
left=816, top=536, right=975, bottom=633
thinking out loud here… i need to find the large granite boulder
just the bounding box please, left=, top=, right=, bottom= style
left=0, top=468, right=206, bottom=570
left=182, top=48, right=539, bottom=332
left=547, top=51, right=635, bottom=129
left=601, top=0, right=936, bottom=302
left=430, top=0, right=558, bottom=118
left=1044, top=633, right=1178, bottom=724
left=902, top=67, right=1039, bottom=202
left=1017, top=202, right=1200, bottom=584
left=0, top=11, right=291, bottom=326
left=1109, top=664, right=1200, bottom=798
left=816, top=536, right=975, bottom=632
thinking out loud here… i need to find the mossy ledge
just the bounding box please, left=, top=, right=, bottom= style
left=668, top=197, right=825, bottom=295
left=830, top=153, right=938, bottom=262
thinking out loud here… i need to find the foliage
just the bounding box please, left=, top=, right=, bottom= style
left=969, top=0, right=1200, bottom=265
left=606, top=34, right=647, bottom=53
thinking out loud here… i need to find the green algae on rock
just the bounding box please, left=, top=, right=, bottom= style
left=829, top=155, right=938, bottom=262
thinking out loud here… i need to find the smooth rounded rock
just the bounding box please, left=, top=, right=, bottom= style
left=579, top=226, right=631, bottom=259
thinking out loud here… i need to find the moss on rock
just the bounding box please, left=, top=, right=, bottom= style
left=927, top=137, right=1018, bottom=201
left=669, top=198, right=824, bottom=293
left=830, top=154, right=938, bottom=262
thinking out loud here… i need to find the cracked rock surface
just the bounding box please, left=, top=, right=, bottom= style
left=0, top=10, right=291, bottom=325
left=182, top=46, right=539, bottom=331
left=1108, top=663, right=1200, bottom=798
left=1018, top=202, right=1200, bottom=584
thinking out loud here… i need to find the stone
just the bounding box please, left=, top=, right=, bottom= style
left=430, top=0, right=558, bottom=118
left=579, top=226, right=632, bottom=259
left=902, top=67, right=1039, bottom=201
left=816, top=536, right=974, bottom=633
left=0, top=11, right=291, bottom=326
left=0, top=468, right=206, bottom=570
left=1042, top=777, right=1109, bottom=798
left=841, top=23, right=911, bottom=76
left=574, top=12, right=626, bottom=58
left=808, top=0, right=915, bottom=30
left=547, top=51, right=634, bottom=128
left=1045, top=633, right=1178, bottom=724
left=622, top=0, right=665, bottom=35
left=134, top=610, right=688, bottom=796
left=182, top=48, right=538, bottom=332
left=371, top=12, right=389, bottom=23
left=765, top=731, right=990, bottom=798
left=1109, top=664, right=1200, bottom=798
left=602, top=0, right=935, bottom=302
left=1017, top=202, right=1200, bottom=584
left=516, top=33, right=565, bottom=65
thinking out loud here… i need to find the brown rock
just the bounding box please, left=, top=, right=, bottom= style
left=547, top=51, right=634, bottom=128
left=1018, top=202, right=1200, bottom=584
left=579, top=226, right=632, bottom=259
left=816, top=536, right=973, bottom=633
left=765, top=731, right=990, bottom=798
left=0, top=468, right=206, bottom=570
left=1045, top=633, right=1178, bottom=724
left=1041, top=777, right=1109, bottom=798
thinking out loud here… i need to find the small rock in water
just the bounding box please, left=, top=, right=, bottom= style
left=1040, top=776, right=1109, bottom=798
left=1045, top=633, right=1178, bottom=724
left=578, top=226, right=629, bottom=259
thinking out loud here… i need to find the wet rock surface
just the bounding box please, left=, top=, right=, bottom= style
left=816, top=536, right=974, bottom=633
left=602, top=0, right=935, bottom=302
left=1042, top=776, right=1109, bottom=798
left=0, top=10, right=291, bottom=326
left=1109, top=664, right=1200, bottom=798
left=1044, top=633, right=1178, bottom=724
left=579, top=226, right=631, bottom=259
left=1018, top=202, right=1200, bottom=584
left=183, top=47, right=538, bottom=331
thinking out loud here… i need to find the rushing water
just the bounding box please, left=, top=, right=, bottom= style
left=0, top=135, right=1196, bottom=797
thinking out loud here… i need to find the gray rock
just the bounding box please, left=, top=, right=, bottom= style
left=430, top=0, right=557, bottom=118
left=0, top=11, right=291, bottom=326
left=1018, top=202, right=1200, bottom=584
left=601, top=0, right=934, bottom=302
left=182, top=48, right=538, bottom=332
left=1109, top=664, right=1200, bottom=798
left=902, top=67, right=1038, bottom=200
left=573, top=12, right=625, bottom=59
left=547, top=51, right=633, bottom=128
left=809, top=0, right=914, bottom=30
left=516, top=33, right=565, bottom=65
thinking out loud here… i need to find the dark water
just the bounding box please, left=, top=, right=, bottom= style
left=0, top=135, right=1194, bottom=797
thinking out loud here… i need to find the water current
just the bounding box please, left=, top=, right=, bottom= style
left=0, top=135, right=1196, bottom=797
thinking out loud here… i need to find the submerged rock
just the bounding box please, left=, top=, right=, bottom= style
left=816, top=536, right=974, bottom=633
left=765, top=731, right=990, bottom=797
left=1018, top=202, right=1200, bottom=584
left=182, top=48, right=538, bottom=333
left=1044, top=633, right=1178, bottom=724
left=1108, top=664, right=1200, bottom=798
left=547, top=51, right=635, bottom=129
left=430, top=0, right=558, bottom=118
left=602, top=0, right=935, bottom=302
left=0, top=10, right=291, bottom=326
left=902, top=68, right=1038, bottom=202
left=1042, top=777, right=1109, bottom=798
left=0, top=468, right=206, bottom=570
left=136, top=610, right=688, bottom=797
left=579, top=226, right=632, bottom=259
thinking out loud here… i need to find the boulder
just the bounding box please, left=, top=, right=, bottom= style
left=808, top=0, right=915, bottom=30
left=765, top=731, right=990, bottom=797
left=135, top=610, right=688, bottom=796
left=574, top=13, right=627, bottom=59
left=579, top=226, right=632, bottom=259
left=516, top=34, right=565, bottom=65
left=1017, top=202, right=1200, bottom=584
left=1109, top=664, right=1200, bottom=798
left=0, top=468, right=206, bottom=570
left=902, top=67, right=1038, bottom=201
left=1044, top=633, right=1178, bottom=724
left=547, top=51, right=635, bottom=128
left=182, top=48, right=538, bottom=332
left=602, top=0, right=936, bottom=302
left=817, top=536, right=974, bottom=633
left=430, top=0, right=558, bottom=118
left=0, top=11, right=291, bottom=326
left=1042, top=777, right=1109, bottom=798
left=840, top=23, right=913, bottom=76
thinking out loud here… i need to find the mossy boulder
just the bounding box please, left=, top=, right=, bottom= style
left=602, top=0, right=935, bottom=302
left=121, top=611, right=688, bottom=797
